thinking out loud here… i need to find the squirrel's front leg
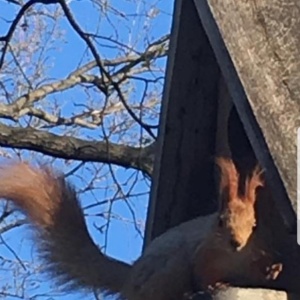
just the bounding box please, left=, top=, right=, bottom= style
left=193, top=245, right=231, bottom=291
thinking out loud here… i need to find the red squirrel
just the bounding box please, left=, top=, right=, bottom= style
left=0, top=158, right=279, bottom=299
left=193, top=158, right=282, bottom=294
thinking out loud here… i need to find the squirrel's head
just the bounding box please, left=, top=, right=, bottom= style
left=216, top=158, right=263, bottom=251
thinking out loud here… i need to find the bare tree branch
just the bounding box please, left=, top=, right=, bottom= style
left=0, top=219, right=27, bottom=235
left=0, top=122, right=154, bottom=175
left=58, top=0, right=158, bottom=138
left=0, top=0, right=165, bottom=297
left=0, top=0, right=58, bottom=69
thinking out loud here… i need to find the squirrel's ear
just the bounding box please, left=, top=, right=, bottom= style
left=244, top=165, right=264, bottom=205
left=215, top=157, right=239, bottom=204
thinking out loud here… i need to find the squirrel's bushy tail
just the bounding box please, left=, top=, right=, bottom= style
left=0, top=162, right=131, bottom=294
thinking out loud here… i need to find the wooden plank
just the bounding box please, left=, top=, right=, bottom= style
left=144, top=0, right=221, bottom=246
left=193, top=0, right=297, bottom=232
left=187, top=288, right=292, bottom=299
left=212, top=287, right=291, bottom=300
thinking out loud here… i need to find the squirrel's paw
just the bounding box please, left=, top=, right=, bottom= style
left=266, top=263, right=283, bottom=280
left=208, top=282, right=230, bottom=293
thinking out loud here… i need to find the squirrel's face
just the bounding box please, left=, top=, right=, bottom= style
left=215, top=157, right=263, bottom=252
left=219, top=198, right=256, bottom=251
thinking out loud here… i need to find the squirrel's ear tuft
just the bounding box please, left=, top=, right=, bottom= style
left=215, top=157, right=239, bottom=203
left=244, top=165, right=264, bottom=205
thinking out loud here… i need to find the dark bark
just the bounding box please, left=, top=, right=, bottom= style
left=0, top=123, right=154, bottom=176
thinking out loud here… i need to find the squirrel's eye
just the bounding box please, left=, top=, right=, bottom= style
left=218, top=216, right=224, bottom=227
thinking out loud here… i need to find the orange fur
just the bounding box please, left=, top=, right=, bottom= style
left=0, top=158, right=284, bottom=299
left=215, top=158, right=263, bottom=250
left=0, top=162, right=130, bottom=294
left=193, top=159, right=277, bottom=292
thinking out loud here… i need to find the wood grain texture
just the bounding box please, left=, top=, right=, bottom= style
left=144, top=0, right=221, bottom=245
left=205, top=0, right=300, bottom=212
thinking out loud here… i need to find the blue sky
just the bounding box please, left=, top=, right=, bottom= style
left=0, top=0, right=173, bottom=299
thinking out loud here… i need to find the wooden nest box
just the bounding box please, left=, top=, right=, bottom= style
left=144, top=0, right=300, bottom=299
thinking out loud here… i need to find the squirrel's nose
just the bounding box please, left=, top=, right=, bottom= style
left=230, top=239, right=241, bottom=250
